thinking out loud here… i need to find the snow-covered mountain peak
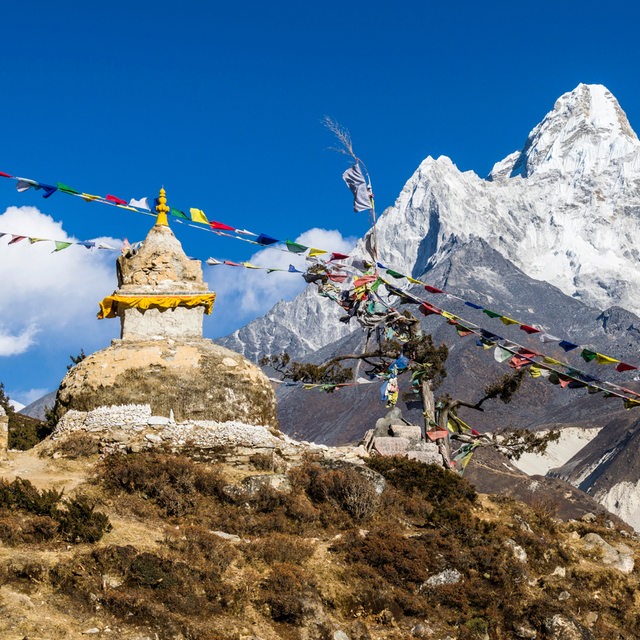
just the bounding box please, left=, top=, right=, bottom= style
left=492, top=83, right=640, bottom=181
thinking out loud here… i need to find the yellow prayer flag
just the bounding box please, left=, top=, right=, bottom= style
left=543, top=356, right=562, bottom=365
left=529, top=366, right=542, bottom=378
left=242, top=262, right=261, bottom=269
left=189, top=208, right=209, bottom=224
left=441, top=311, right=457, bottom=321
left=308, top=248, right=327, bottom=257
left=595, top=353, right=619, bottom=365
left=500, top=316, right=519, bottom=326
left=81, top=193, right=100, bottom=202
left=406, top=276, right=422, bottom=284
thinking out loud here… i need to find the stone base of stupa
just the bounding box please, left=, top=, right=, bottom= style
left=53, top=337, right=278, bottom=435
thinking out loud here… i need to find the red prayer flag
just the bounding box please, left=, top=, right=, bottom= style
left=616, top=362, right=638, bottom=372
left=210, top=220, right=236, bottom=231
left=327, top=273, right=348, bottom=283
left=424, top=285, right=444, bottom=294
left=353, top=275, right=378, bottom=288
left=330, top=252, right=350, bottom=261
left=0, top=171, right=12, bottom=178
left=519, top=324, right=540, bottom=334
left=106, top=194, right=128, bottom=206
left=223, top=260, right=241, bottom=266
left=419, top=302, right=441, bottom=316
left=8, top=235, right=26, bottom=244
left=426, top=430, right=449, bottom=441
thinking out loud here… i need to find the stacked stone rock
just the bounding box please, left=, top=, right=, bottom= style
left=361, top=407, right=444, bottom=466
left=53, top=191, right=278, bottom=442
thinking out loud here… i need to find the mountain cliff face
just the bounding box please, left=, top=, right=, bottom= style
left=220, top=84, right=640, bottom=363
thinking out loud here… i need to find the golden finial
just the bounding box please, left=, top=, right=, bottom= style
left=155, top=187, right=170, bottom=227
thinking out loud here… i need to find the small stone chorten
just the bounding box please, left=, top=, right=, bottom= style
left=53, top=190, right=278, bottom=429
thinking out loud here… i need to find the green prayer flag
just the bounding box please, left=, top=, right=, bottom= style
left=170, top=207, right=189, bottom=220
left=580, top=349, right=597, bottom=362
left=56, top=182, right=80, bottom=195
left=53, top=241, right=72, bottom=252
left=483, top=309, right=501, bottom=318
left=385, top=269, right=404, bottom=279
left=285, top=240, right=307, bottom=253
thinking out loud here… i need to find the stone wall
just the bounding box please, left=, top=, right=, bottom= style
left=49, top=402, right=368, bottom=466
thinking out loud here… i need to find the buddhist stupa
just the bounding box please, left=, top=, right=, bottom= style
left=53, top=189, right=278, bottom=428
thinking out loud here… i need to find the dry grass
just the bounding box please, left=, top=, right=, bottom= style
left=0, top=450, right=638, bottom=640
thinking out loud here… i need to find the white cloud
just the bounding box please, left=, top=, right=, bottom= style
left=0, top=206, right=120, bottom=357
left=12, top=387, right=49, bottom=407
left=206, top=228, right=356, bottom=334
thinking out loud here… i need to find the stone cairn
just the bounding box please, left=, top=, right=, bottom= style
left=360, top=407, right=445, bottom=466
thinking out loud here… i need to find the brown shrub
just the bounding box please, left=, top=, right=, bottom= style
left=258, top=562, right=314, bottom=623
left=246, top=533, right=315, bottom=565
left=51, top=432, right=100, bottom=458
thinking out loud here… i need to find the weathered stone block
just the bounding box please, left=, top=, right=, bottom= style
left=389, top=424, right=422, bottom=441
left=406, top=449, right=443, bottom=465
left=373, top=436, right=410, bottom=456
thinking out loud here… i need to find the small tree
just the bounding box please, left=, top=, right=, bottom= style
left=264, top=340, right=558, bottom=467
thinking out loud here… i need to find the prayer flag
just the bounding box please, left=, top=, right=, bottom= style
left=308, top=248, right=327, bottom=257
left=594, top=353, right=619, bottom=365
left=616, top=362, right=638, bottom=372
left=542, top=356, right=562, bottom=365
left=82, top=193, right=100, bottom=202
left=483, top=309, right=501, bottom=319
left=624, top=398, right=640, bottom=409
left=210, top=220, right=236, bottom=231
left=288, top=264, right=302, bottom=273
left=424, top=285, right=444, bottom=294
left=235, top=228, right=257, bottom=236
left=386, top=269, right=404, bottom=279
left=40, top=183, right=57, bottom=198
left=8, top=235, right=26, bottom=244
left=465, top=301, right=483, bottom=309
left=330, top=252, right=350, bottom=261
left=130, top=197, right=151, bottom=210
left=406, top=276, right=422, bottom=285
left=520, top=324, right=540, bottom=334
left=189, top=208, right=209, bottom=224
left=242, top=262, right=261, bottom=269
left=494, top=346, right=512, bottom=363
left=455, top=325, right=474, bottom=337
left=580, top=349, right=597, bottom=363
left=170, top=208, right=189, bottom=220
left=56, top=182, right=79, bottom=195
left=53, top=241, right=72, bottom=252
left=206, top=258, right=222, bottom=265
left=327, top=273, right=348, bottom=282
left=28, top=237, right=46, bottom=244
left=559, top=340, right=579, bottom=352
left=106, top=194, right=127, bottom=206
left=500, top=316, right=519, bottom=326
left=0, top=171, right=12, bottom=178
left=223, top=260, right=241, bottom=266
left=539, top=333, right=561, bottom=343
left=16, top=178, right=38, bottom=192
left=342, top=162, right=372, bottom=212
left=419, top=302, right=440, bottom=316
left=256, top=233, right=278, bottom=245
left=285, top=240, right=307, bottom=253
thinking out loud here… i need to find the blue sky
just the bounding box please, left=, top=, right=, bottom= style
left=1, top=0, right=639, bottom=405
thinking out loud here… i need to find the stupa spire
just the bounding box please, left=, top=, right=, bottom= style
left=155, top=187, right=169, bottom=227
